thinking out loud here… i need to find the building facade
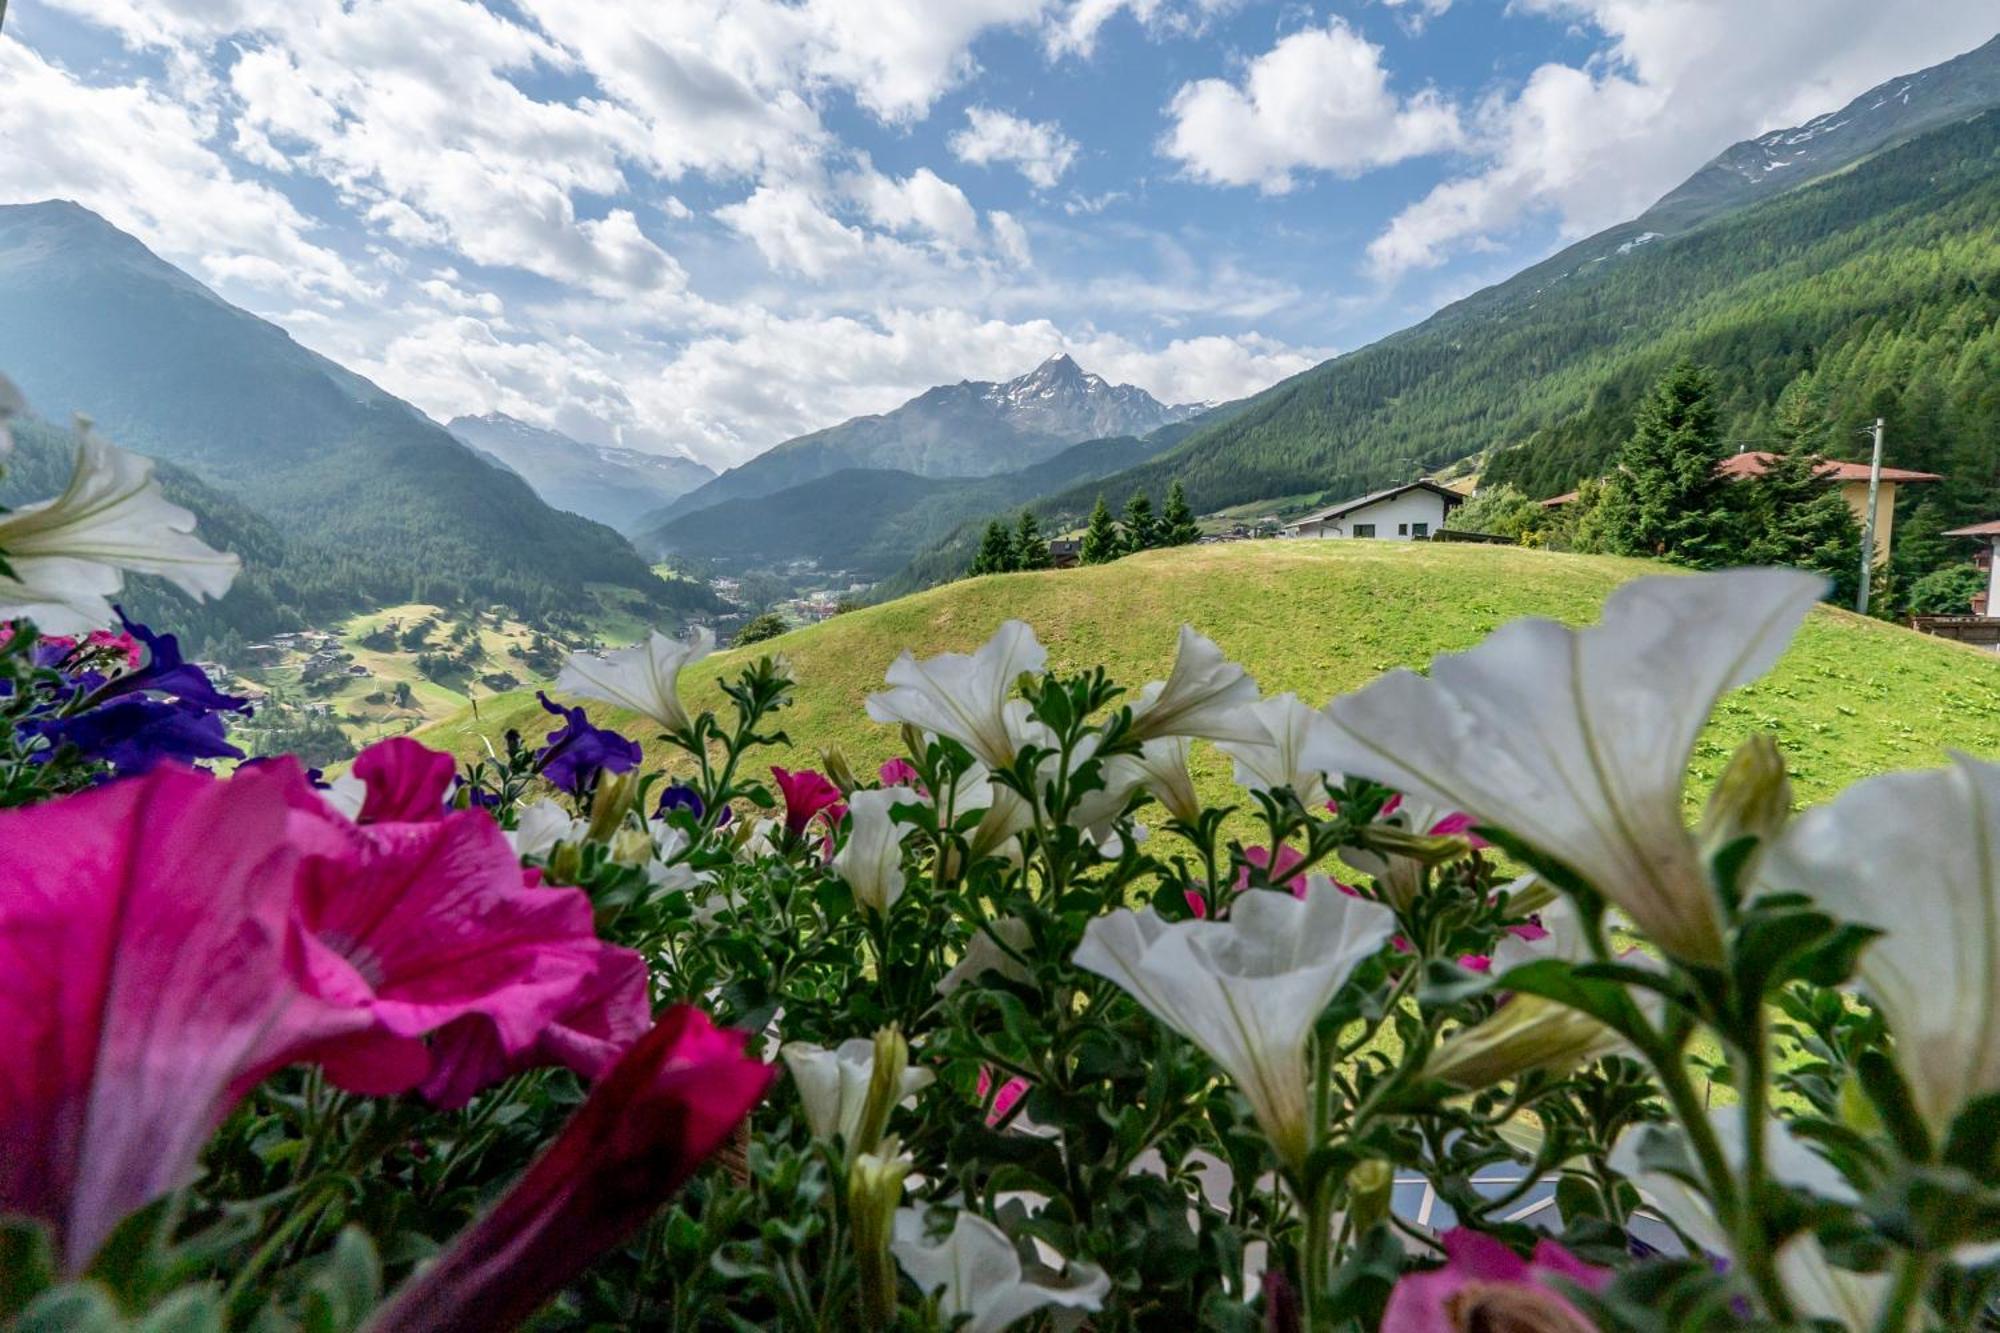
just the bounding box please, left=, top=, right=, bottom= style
left=1282, top=481, right=1464, bottom=541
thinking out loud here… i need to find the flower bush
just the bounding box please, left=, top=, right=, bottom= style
left=5, top=403, right=2000, bottom=1331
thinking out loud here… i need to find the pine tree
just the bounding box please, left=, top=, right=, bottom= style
left=969, top=519, right=1017, bottom=576
left=1598, top=359, right=1739, bottom=566
left=1080, top=496, right=1121, bottom=565
left=1741, top=375, right=1863, bottom=604
left=1013, top=509, right=1051, bottom=570
left=1161, top=479, right=1201, bottom=546
left=1119, top=491, right=1159, bottom=554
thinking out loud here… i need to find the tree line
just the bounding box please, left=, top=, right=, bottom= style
left=1446, top=358, right=1992, bottom=612
left=967, top=480, right=1201, bottom=576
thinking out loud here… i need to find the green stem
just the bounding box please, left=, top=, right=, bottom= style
left=1871, top=1250, right=1934, bottom=1333
left=222, top=1184, right=339, bottom=1319
left=1730, top=1011, right=1796, bottom=1324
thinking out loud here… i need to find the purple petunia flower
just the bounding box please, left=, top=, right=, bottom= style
left=534, top=691, right=642, bottom=797
left=29, top=697, right=243, bottom=773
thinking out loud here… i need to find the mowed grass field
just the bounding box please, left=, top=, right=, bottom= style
left=415, top=541, right=2000, bottom=810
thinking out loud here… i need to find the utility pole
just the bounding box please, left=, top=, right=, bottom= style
left=1856, top=417, right=1885, bottom=615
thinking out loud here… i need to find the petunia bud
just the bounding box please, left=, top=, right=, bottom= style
left=1346, top=1158, right=1393, bottom=1234
left=608, top=827, right=653, bottom=868
left=1700, top=733, right=1792, bottom=893
left=848, top=1142, right=911, bottom=1328
left=820, top=746, right=860, bottom=794
left=586, top=770, right=640, bottom=844
left=853, top=1026, right=912, bottom=1155
left=1423, top=996, right=1627, bottom=1091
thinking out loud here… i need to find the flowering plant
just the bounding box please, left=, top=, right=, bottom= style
left=5, top=404, right=2000, bottom=1331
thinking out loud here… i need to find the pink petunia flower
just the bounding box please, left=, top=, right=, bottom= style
left=419, top=949, right=653, bottom=1110
left=877, top=757, right=925, bottom=792
left=1235, top=845, right=1309, bottom=898
left=283, top=789, right=650, bottom=1105
left=368, top=1006, right=774, bottom=1333
left=976, top=1067, right=1031, bottom=1127
left=772, top=766, right=845, bottom=840
left=1382, top=1227, right=1610, bottom=1333
left=0, top=762, right=357, bottom=1273
left=350, top=735, right=458, bottom=824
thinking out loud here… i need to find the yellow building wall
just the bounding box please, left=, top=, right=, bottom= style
left=1838, top=480, right=1900, bottom=565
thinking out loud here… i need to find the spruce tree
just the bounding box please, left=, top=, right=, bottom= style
left=1599, top=359, right=1738, bottom=566
left=1080, top=496, right=1121, bottom=565
left=1119, top=491, right=1159, bottom=554
left=1161, top=479, right=1201, bottom=546
left=1741, top=375, right=1863, bottom=603
left=970, top=519, right=1017, bottom=576
left=1013, top=509, right=1051, bottom=570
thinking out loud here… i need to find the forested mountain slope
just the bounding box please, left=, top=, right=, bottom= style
left=1002, top=68, right=2000, bottom=563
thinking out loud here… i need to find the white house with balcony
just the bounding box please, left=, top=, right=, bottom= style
left=1280, top=480, right=1464, bottom=541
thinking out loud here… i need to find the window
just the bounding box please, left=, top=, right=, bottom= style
left=1397, top=522, right=1409, bottom=535
left=1353, top=523, right=1376, bottom=538
left=1412, top=522, right=1429, bottom=539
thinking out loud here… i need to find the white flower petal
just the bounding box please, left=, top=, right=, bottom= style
left=555, top=626, right=714, bottom=733
left=892, top=1209, right=1108, bottom=1333
left=1128, top=625, right=1263, bottom=744
left=1212, top=693, right=1342, bottom=804
left=834, top=786, right=918, bottom=916
left=1318, top=569, right=1823, bottom=963
left=507, top=798, right=585, bottom=860
left=1132, top=736, right=1203, bottom=825
left=780, top=1038, right=932, bottom=1145
left=0, top=429, right=238, bottom=633
left=938, top=917, right=1034, bottom=996
left=1765, top=753, right=2000, bottom=1133
left=865, top=621, right=1047, bottom=770
left=1073, top=888, right=1395, bottom=1168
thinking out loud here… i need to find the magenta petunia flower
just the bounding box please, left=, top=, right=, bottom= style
left=772, top=766, right=845, bottom=840
left=0, top=762, right=355, bottom=1273
left=284, top=793, right=650, bottom=1103
left=420, top=948, right=653, bottom=1110
left=349, top=735, right=458, bottom=824
left=1382, top=1228, right=1610, bottom=1333
left=975, top=1067, right=1031, bottom=1127
left=877, top=757, right=925, bottom=792
left=1235, top=844, right=1309, bottom=898
left=369, top=1006, right=775, bottom=1333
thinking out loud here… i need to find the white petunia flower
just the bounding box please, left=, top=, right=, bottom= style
left=0, top=427, right=239, bottom=634
left=1213, top=692, right=1343, bottom=805
left=1073, top=887, right=1396, bottom=1170
left=320, top=774, right=368, bottom=822
left=780, top=1038, right=933, bottom=1146
left=508, top=798, right=586, bottom=860
left=1127, top=625, right=1263, bottom=744
left=1611, top=1116, right=1885, bottom=1326
left=892, top=1209, right=1109, bottom=1333
left=865, top=621, right=1046, bottom=770
left=834, top=786, right=919, bottom=916
left=937, top=917, right=1034, bottom=996
left=555, top=626, right=715, bottom=733
left=1764, top=753, right=2000, bottom=1133
left=1132, top=736, right=1203, bottom=825
left=1318, top=569, right=1823, bottom=964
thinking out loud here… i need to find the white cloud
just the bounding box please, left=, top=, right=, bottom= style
left=1368, top=0, right=2000, bottom=278
left=0, top=37, right=366, bottom=304
left=950, top=106, right=1080, bottom=188
left=989, top=211, right=1033, bottom=268
left=855, top=168, right=983, bottom=249
left=1045, top=0, right=1240, bottom=58
left=1162, top=19, right=1463, bottom=193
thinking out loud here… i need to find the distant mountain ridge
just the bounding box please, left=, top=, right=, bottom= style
left=446, top=412, right=713, bottom=531
left=647, top=353, right=1201, bottom=526
left=932, top=32, right=2000, bottom=578
left=0, top=200, right=715, bottom=625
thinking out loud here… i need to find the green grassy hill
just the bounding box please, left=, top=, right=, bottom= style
left=415, top=542, right=2000, bottom=809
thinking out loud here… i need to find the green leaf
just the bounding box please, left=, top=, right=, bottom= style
left=0, top=1217, right=58, bottom=1319
left=1495, top=959, right=1653, bottom=1042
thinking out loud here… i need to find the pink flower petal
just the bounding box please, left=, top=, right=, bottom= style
left=351, top=736, right=457, bottom=824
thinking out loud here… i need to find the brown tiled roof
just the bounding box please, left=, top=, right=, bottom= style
left=1716, top=451, right=1941, bottom=484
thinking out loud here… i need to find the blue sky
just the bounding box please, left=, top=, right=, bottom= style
left=2, top=0, right=1994, bottom=467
